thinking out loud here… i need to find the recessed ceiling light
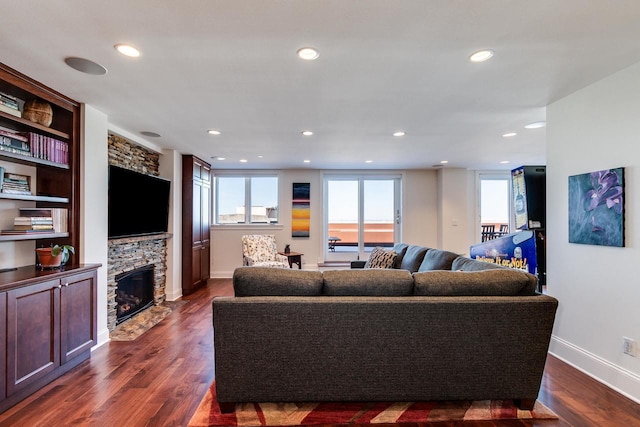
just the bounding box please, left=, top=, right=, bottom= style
left=440, top=160, right=449, bottom=164
left=208, top=129, right=221, bottom=135
left=114, top=44, right=141, bottom=58
left=393, top=131, right=406, bottom=137
left=500, top=160, right=510, bottom=164
left=140, top=131, right=161, bottom=138
left=258, top=155, right=263, bottom=158
left=365, top=160, right=373, bottom=164
left=297, top=47, right=319, bottom=60
left=524, top=121, right=546, bottom=129
left=502, top=132, right=517, bottom=137
left=301, top=130, right=314, bottom=136
left=64, top=57, right=108, bottom=75
left=239, top=159, right=248, bottom=163
left=469, top=49, right=494, bottom=63
left=303, top=160, right=311, bottom=163
left=210, top=156, right=225, bottom=161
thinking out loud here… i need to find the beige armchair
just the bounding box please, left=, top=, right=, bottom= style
left=241, top=234, right=289, bottom=268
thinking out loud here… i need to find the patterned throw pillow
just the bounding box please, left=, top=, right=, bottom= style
left=364, top=247, right=397, bottom=269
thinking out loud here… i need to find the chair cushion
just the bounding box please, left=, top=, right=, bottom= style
left=418, top=249, right=459, bottom=271
left=398, top=245, right=428, bottom=272
left=242, top=234, right=279, bottom=262
left=233, top=267, right=323, bottom=296
left=364, top=247, right=397, bottom=269
left=413, top=269, right=536, bottom=296
left=322, top=269, right=414, bottom=296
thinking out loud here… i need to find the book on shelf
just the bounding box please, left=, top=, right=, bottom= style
left=0, top=98, right=19, bottom=110
left=18, top=132, right=68, bottom=165
left=18, top=207, right=68, bottom=233
left=0, top=103, right=21, bottom=118
left=0, top=91, right=19, bottom=104
left=0, top=172, right=30, bottom=195
left=0, top=229, right=53, bottom=235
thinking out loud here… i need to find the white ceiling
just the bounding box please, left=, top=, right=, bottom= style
left=3, top=1, right=640, bottom=170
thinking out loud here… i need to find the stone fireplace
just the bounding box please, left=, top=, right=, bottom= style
left=115, top=264, right=155, bottom=324
left=107, top=134, right=170, bottom=332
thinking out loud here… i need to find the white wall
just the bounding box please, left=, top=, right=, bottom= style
left=438, top=168, right=474, bottom=255
left=211, top=169, right=442, bottom=276
left=81, top=104, right=109, bottom=347
left=547, top=61, right=640, bottom=402
left=158, top=149, right=182, bottom=301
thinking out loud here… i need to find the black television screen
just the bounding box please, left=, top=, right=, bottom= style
left=108, top=165, right=171, bottom=238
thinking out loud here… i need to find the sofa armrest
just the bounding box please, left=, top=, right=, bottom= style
left=350, top=260, right=366, bottom=269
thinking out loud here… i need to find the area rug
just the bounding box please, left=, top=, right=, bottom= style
left=188, top=382, right=558, bottom=426
left=109, top=300, right=187, bottom=341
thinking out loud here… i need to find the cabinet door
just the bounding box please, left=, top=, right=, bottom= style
left=200, top=169, right=211, bottom=283
left=191, top=246, right=203, bottom=288
left=0, top=292, right=6, bottom=401
left=6, top=279, right=60, bottom=396
left=192, top=179, right=203, bottom=246
left=60, top=271, right=97, bottom=364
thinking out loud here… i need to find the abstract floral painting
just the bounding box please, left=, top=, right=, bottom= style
left=568, top=168, right=624, bottom=247
left=292, top=183, right=310, bottom=238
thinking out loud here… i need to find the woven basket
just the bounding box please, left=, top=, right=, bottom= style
left=23, top=99, right=53, bottom=127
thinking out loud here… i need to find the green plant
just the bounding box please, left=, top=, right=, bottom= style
left=51, top=244, right=75, bottom=265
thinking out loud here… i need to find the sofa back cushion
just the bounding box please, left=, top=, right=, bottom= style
left=233, top=267, right=323, bottom=296
left=413, top=269, right=537, bottom=296
left=364, top=247, right=397, bottom=269
left=323, top=269, right=414, bottom=296
left=398, top=245, right=428, bottom=272
left=418, top=248, right=459, bottom=271
left=452, top=256, right=507, bottom=271
left=392, top=243, right=409, bottom=268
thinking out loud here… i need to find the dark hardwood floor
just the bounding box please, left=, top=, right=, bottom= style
left=1, top=278, right=639, bottom=426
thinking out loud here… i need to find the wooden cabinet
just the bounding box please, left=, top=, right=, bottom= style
left=0, top=265, right=98, bottom=412
left=182, top=155, right=211, bottom=295
left=0, top=63, right=80, bottom=251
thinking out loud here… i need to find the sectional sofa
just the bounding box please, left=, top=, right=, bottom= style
left=212, top=248, right=558, bottom=412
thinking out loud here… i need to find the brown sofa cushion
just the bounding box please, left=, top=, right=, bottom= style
left=413, top=269, right=537, bottom=296
left=418, top=249, right=459, bottom=271
left=233, top=267, right=323, bottom=296
left=323, top=269, right=414, bottom=296
left=364, top=247, right=397, bottom=269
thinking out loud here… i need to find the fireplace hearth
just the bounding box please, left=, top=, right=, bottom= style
left=116, top=265, right=154, bottom=324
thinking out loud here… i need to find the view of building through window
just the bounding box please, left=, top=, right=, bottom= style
left=325, top=176, right=400, bottom=258
left=215, top=176, right=278, bottom=224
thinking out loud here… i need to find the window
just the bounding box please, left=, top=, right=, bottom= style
left=323, top=174, right=401, bottom=260
left=477, top=172, right=510, bottom=242
left=214, top=175, right=278, bottom=224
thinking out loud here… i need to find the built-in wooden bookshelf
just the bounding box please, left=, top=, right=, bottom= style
left=0, top=63, right=79, bottom=248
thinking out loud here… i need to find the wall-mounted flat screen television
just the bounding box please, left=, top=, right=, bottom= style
left=108, top=165, right=171, bottom=239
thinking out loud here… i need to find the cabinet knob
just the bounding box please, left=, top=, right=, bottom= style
left=64, top=283, right=69, bottom=287
left=57, top=284, right=62, bottom=289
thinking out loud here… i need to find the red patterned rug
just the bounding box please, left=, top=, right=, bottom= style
left=188, top=382, right=558, bottom=426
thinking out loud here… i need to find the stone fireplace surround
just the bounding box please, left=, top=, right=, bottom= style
left=107, top=134, right=169, bottom=332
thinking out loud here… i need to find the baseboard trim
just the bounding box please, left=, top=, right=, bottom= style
left=550, top=335, right=640, bottom=404
left=93, top=328, right=111, bottom=349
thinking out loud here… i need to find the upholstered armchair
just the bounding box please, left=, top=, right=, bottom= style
left=241, top=234, right=289, bottom=268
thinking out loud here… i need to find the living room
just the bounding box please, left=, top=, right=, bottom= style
left=1, top=2, right=640, bottom=425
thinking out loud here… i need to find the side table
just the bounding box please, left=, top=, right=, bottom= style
left=278, top=251, right=303, bottom=269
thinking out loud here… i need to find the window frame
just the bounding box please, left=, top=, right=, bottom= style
left=213, top=172, right=280, bottom=226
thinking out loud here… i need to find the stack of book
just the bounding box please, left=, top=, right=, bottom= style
left=0, top=208, right=68, bottom=235
left=0, top=172, right=30, bottom=195
left=0, top=128, right=30, bottom=157
left=0, top=91, right=21, bottom=118
left=20, top=132, right=68, bottom=165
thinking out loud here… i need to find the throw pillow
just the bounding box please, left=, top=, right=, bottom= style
left=364, top=247, right=397, bottom=269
